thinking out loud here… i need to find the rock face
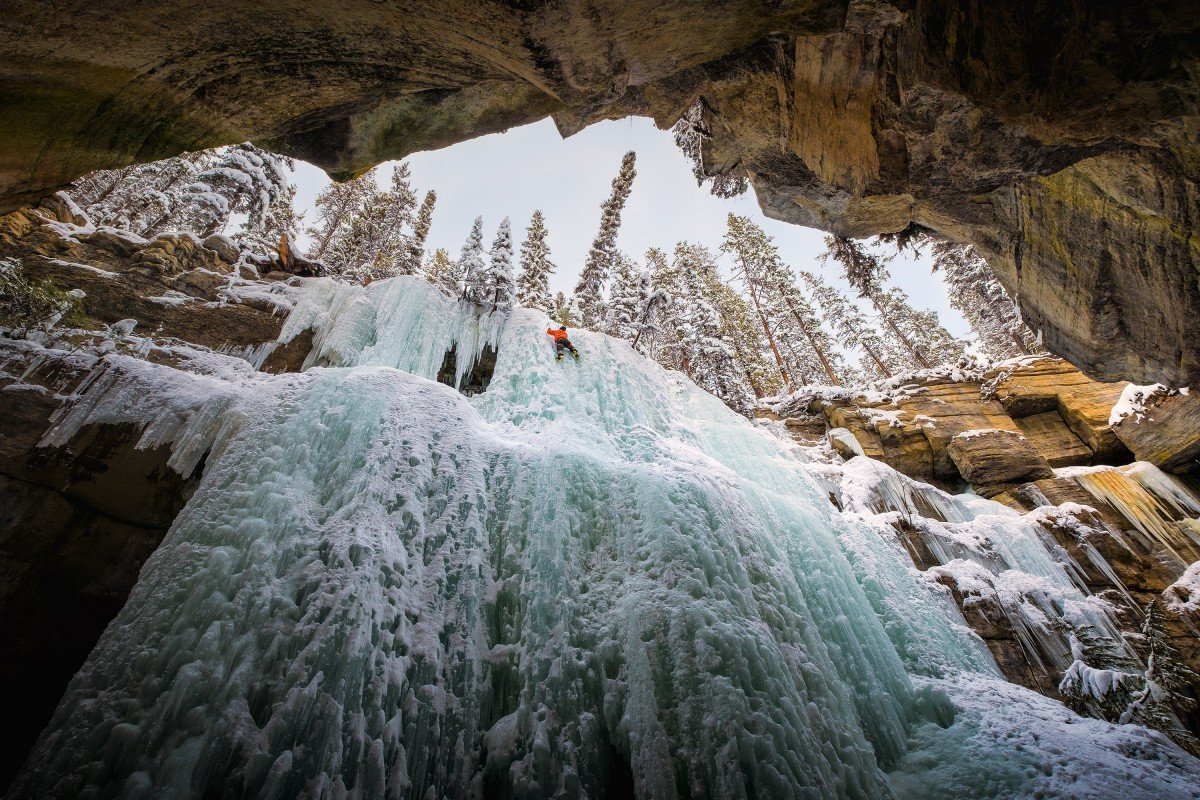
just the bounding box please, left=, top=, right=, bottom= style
left=767, top=358, right=1200, bottom=735
left=0, top=354, right=200, bottom=790
left=946, top=429, right=1053, bottom=498
left=1115, top=391, right=1200, bottom=473
left=0, top=199, right=315, bottom=791
left=765, top=357, right=1143, bottom=494
left=0, top=198, right=313, bottom=372
left=1, top=1, right=1197, bottom=384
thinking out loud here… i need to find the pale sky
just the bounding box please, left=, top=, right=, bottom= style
left=291, top=117, right=968, bottom=336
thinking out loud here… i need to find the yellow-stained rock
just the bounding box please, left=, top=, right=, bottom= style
left=1114, top=391, right=1200, bottom=474
left=946, top=430, right=1054, bottom=497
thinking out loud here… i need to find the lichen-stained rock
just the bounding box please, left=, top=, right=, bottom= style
left=1114, top=391, right=1200, bottom=475
left=0, top=1, right=1197, bottom=384
left=946, top=429, right=1054, bottom=497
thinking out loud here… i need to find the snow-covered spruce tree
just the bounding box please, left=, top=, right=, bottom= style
left=700, top=266, right=781, bottom=398
left=721, top=214, right=794, bottom=387
left=308, top=173, right=377, bottom=261
left=70, top=165, right=137, bottom=210
left=629, top=265, right=668, bottom=355
left=516, top=210, right=555, bottom=313
left=822, top=235, right=887, bottom=297
left=486, top=217, right=515, bottom=311
left=574, top=151, right=637, bottom=328
left=767, top=274, right=848, bottom=386
left=399, top=190, right=437, bottom=276
left=456, top=216, right=488, bottom=302
left=1119, top=601, right=1199, bottom=752
left=191, top=144, right=298, bottom=249
left=868, top=284, right=965, bottom=369
left=604, top=253, right=642, bottom=340
left=551, top=291, right=573, bottom=326
left=671, top=99, right=748, bottom=198
left=74, top=152, right=206, bottom=235
left=799, top=270, right=896, bottom=382
left=0, top=258, right=83, bottom=338
left=73, top=144, right=298, bottom=254
left=659, top=243, right=757, bottom=414
left=324, top=164, right=417, bottom=281
left=638, top=247, right=673, bottom=359
left=423, top=248, right=456, bottom=292
left=930, top=239, right=1043, bottom=358
left=722, top=215, right=844, bottom=387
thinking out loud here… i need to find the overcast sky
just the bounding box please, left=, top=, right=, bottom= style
left=291, top=117, right=968, bottom=335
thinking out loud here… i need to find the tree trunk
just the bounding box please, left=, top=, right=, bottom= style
left=869, top=291, right=932, bottom=369
left=859, top=339, right=892, bottom=378
left=780, top=292, right=842, bottom=386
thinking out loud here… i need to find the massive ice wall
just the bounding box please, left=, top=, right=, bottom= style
left=10, top=277, right=1200, bottom=799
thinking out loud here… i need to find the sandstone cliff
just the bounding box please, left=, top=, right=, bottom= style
left=0, top=0, right=1196, bottom=386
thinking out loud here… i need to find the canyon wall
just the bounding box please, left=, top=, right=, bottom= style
left=1, top=1, right=1197, bottom=384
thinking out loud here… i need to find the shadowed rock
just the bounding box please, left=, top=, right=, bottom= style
left=0, top=0, right=1197, bottom=383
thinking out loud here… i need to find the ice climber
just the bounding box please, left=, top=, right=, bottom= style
left=546, top=324, right=579, bottom=361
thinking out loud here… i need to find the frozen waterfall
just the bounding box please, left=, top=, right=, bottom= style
left=10, top=277, right=1200, bottom=799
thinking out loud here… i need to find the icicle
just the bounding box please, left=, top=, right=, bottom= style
left=1062, top=464, right=1200, bottom=569
left=10, top=276, right=1199, bottom=800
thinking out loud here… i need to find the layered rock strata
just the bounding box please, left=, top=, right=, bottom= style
left=2, top=0, right=1197, bottom=384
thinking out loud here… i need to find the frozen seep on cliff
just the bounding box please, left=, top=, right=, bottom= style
left=10, top=276, right=1200, bottom=799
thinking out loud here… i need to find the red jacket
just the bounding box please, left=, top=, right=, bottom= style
left=547, top=328, right=569, bottom=342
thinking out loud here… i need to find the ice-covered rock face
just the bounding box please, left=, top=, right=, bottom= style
left=11, top=277, right=1200, bottom=799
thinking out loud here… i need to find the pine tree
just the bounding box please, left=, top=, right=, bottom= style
left=721, top=214, right=794, bottom=387
left=769, top=276, right=848, bottom=386
left=76, top=152, right=206, bottom=235
left=486, top=217, right=515, bottom=311
left=1120, top=601, right=1199, bottom=752
left=629, top=266, right=668, bottom=355
left=820, top=232, right=970, bottom=371
left=399, top=190, right=437, bottom=276
left=867, top=283, right=965, bottom=369
left=552, top=291, right=573, bottom=326
left=325, top=164, right=417, bottom=281
left=721, top=215, right=844, bottom=387
left=188, top=144, right=297, bottom=246
left=931, top=240, right=1043, bottom=359
left=700, top=268, right=781, bottom=398
left=308, top=173, right=376, bottom=261
left=659, top=243, right=757, bottom=414
left=456, top=216, right=488, bottom=302
left=821, top=235, right=887, bottom=297
left=72, top=144, right=297, bottom=254
left=517, top=210, right=555, bottom=313
left=424, top=248, right=455, bottom=292
left=70, top=165, right=137, bottom=210
left=800, top=270, right=895, bottom=382
left=640, top=247, right=674, bottom=361
left=574, top=151, right=637, bottom=328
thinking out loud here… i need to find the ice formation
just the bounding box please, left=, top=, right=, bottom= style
left=1058, top=463, right=1200, bottom=570
left=9, top=277, right=1200, bottom=799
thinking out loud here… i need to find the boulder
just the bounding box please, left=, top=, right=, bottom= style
left=990, top=358, right=1131, bottom=463
left=946, top=429, right=1054, bottom=497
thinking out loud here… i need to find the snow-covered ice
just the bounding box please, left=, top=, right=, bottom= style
left=9, top=277, right=1199, bottom=799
